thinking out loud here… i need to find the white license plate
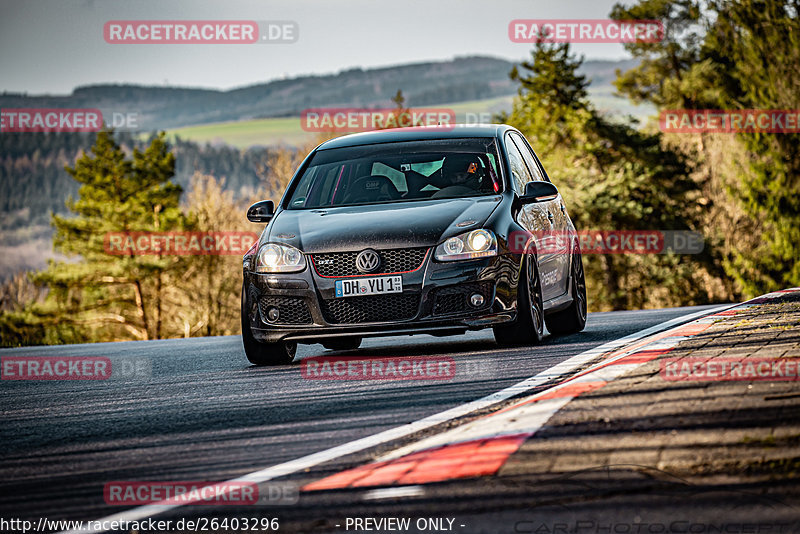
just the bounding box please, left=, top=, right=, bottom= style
left=335, top=276, right=403, bottom=297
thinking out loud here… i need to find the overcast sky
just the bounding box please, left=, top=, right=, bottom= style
left=1, top=0, right=631, bottom=95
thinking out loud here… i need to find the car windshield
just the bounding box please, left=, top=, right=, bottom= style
left=286, top=138, right=502, bottom=209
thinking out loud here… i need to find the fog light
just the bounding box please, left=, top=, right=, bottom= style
left=266, top=307, right=280, bottom=322
left=469, top=293, right=485, bottom=307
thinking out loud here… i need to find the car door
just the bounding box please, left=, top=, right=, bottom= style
left=508, top=132, right=570, bottom=300
left=503, top=133, right=562, bottom=301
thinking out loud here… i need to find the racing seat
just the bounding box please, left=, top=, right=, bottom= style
left=342, top=175, right=401, bottom=204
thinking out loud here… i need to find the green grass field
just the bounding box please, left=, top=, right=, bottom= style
left=166, top=96, right=515, bottom=149
left=167, top=116, right=310, bottom=148
left=166, top=93, right=654, bottom=149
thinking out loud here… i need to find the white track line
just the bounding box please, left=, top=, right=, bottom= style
left=379, top=336, right=695, bottom=459
left=61, top=304, right=732, bottom=533
left=376, top=291, right=796, bottom=463
left=362, top=486, right=426, bottom=500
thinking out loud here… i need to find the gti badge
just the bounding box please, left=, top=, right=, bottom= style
left=355, top=249, right=381, bottom=273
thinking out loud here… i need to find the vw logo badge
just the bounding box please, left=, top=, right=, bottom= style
left=355, top=249, right=381, bottom=273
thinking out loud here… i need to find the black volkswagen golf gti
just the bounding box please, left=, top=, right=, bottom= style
left=241, top=125, right=586, bottom=365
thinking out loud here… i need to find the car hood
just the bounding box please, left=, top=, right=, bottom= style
left=266, top=196, right=501, bottom=253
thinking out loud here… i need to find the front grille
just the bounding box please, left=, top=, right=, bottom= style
left=432, top=282, right=494, bottom=316
left=320, top=294, right=420, bottom=324
left=259, top=296, right=313, bottom=325
left=311, top=247, right=428, bottom=277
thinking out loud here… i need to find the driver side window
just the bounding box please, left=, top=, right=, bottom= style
left=509, top=132, right=548, bottom=182
left=505, top=134, right=533, bottom=194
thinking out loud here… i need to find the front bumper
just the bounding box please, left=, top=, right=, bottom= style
left=243, top=250, right=522, bottom=344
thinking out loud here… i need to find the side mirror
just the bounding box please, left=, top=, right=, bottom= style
left=520, top=181, right=559, bottom=204
left=246, top=200, right=275, bottom=223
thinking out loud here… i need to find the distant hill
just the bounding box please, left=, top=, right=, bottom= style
left=0, top=56, right=653, bottom=278
left=0, top=56, right=644, bottom=133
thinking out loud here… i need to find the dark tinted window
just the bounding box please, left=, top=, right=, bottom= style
left=504, top=134, right=533, bottom=194
left=509, top=132, right=547, bottom=182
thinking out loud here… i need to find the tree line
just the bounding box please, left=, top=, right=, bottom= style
left=1, top=132, right=277, bottom=230
left=0, top=57, right=518, bottom=130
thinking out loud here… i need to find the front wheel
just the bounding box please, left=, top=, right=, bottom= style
left=493, top=255, right=544, bottom=346
left=241, top=286, right=297, bottom=366
left=545, top=247, right=587, bottom=335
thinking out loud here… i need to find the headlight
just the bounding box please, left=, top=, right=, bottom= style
left=255, top=243, right=306, bottom=273
left=435, top=229, right=497, bottom=261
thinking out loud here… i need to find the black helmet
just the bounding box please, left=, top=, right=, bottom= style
left=440, top=153, right=482, bottom=189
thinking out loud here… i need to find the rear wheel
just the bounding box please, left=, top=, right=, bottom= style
left=493, top=255, right=544, bottom=346
left=241, top=286, right=297, bottom=366
left=545, top=247, right=587, bottom=335
left=322, top=337, right=362, bottom=351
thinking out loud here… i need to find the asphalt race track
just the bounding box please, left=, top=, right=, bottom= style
left=0, top=306, right=725, bottom=533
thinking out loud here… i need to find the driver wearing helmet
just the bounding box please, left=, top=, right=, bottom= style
left=439, top=153, right=482, bottom=195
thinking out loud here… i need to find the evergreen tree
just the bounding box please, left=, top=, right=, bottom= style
left=383, top=89, right=423, bottom=129
left=34, top=129, right=186, bottom=341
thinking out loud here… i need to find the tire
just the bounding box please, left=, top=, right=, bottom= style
left=545, top=247, right=587, bottom=335
left=493, top=255, right=544, bottom=346
left=322, top=337, right=362, bottom=351
left=241, top=286, right=297, bottom=366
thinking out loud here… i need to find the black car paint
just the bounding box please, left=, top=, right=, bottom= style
left=242, top=125, right=578, bottom=344
left=265, top=197, right=502, bottom=253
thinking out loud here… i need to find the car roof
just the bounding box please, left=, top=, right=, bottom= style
left=316, top=124, right=514, bottom=150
